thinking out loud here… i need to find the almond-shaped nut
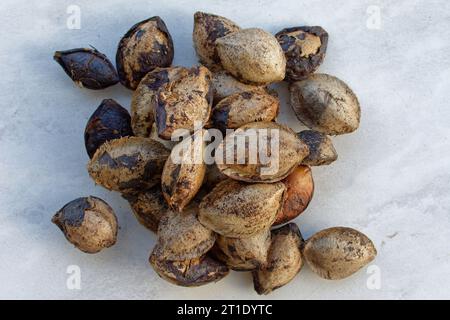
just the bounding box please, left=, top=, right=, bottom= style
left=116, top=16, right=174, bottom=90
left=212, top=89, right=280, bottom=133
left=51, top=196, right=118, bottom=254
left=199, top=179, right=285, bottom=238
left=290, top=74, right=361, bottom=135
left=303, top=227, right=377, bottom=280
left=274, top=165, right=314, bottom=226
left=215, top=121, right=309, bottom=183
left=253, top=223, right=304, bottom=295
left=216, top=28, right=286, bottom=84
left=87, top=136, right=170, bottom=193
left=297, top=130, right=337, bottom=166
left=155, top=65, right=212, bottom=140
left=193, top=12, right=240, bottom=68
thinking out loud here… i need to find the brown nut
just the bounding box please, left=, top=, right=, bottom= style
left=193, top=12, right=240, bottom=68
left=155, top=65, right=212, bottom=140
left=51, top=196, right=118, bottom=254
left=275, top=26, right=328, bottom=82
left=204, top=163, right=228, bottom=189
left=216, top=28, right=286, bottom=84
left=198, top=179, right=285, bottom=238
left=297, top=130, right=337, bottom=166
left=116, top=16, right=174, bottom=90
left=274, top=165, right=314, bottom=226
left=253, top=223, right=304, bottom=295
left=84, top=99, right=133, bottom=159
left=215, top=121, right=309, bottom=183
left=87, top=136, right=170, bottom=193
left=53, top=48, right=119, bottom=90
left=211, top=89, right=280, bottom=133
left=303, top=227, right=377, bottom=280
left=290, top=74, right=361, bottom=135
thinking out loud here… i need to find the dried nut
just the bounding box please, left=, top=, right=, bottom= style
left=122, top=186, right=168, bottom=233
left=290, top=74, right=361, bottom=135
left=216, top=28, right=286, bottom=84
left=149, top=253, right=229, bottom=287
left=155, top=65, right=212, bottom=140
left=214, top=229, right=271, bottom=271
left=161, top=131, right=206, bottom=211
left=54, top=48, right=119, bottom=90
left=297, top=130, right=337, bottom=166
left=87, top=136, right=170, bottom=193
left=84, top=99, right=133, bottom=159
left=212, top=89, right=280, bottom=133
left=274, top=165, right=314, bottom=226
left=204, top=164, right=228, bottom=189
left=116, top=16, right=174, bottom=90
left=253, top=223, right=304, bottom=295
left=275, top=26, right=328, bottom=82
left=193, top=12, right=240, bottom=68
left=303, top=227, right=377, bottom=280
left=153, top=207, right=216, bottom=261
left=215, top=121, right=309, bottom=183
left=198, top=179, right=285, bottom=238
left=51, top=196, right=118, bottom=253
left=131, top=67, right=184, bottom=137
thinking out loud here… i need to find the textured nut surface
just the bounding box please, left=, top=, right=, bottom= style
left=199, top=179, right=285, bottom=238
left=274, top=165, right=314, bottom=225
left=211, top=70, right=265, bottom=104
left=290, top=74, right=360, bottom=135
left=216, top=28, right=286, bottom=84
left=253, top=223, right=304, bottom=295
left=276, top=26, right=328, bottom=81
left=193, top=12, right=240, bottom=68
left=87, top=136, right=170, bottom=193
left=215, top=121, right=309, bottom=183
left=303, top=227, right=377, bottom=280
left=51, top=196, right=118, bottom=253
left=116, top=16, right=174, bottom=89
left=298, top=130, right=337, bottom=166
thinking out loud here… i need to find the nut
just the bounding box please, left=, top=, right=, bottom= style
left=303, top=227, right=377, bottom=280
left=252, top=223, right=304, bottom=295
left=53, top=48, right=119, bottom=90
left=215, top=121, right=309, bottom=183
left=274, top=165, right=314, bottom=226
left=155, top=65, right=212, bottom=140
left=198, top=179, right=285, bottom=238
left=290, top=73, right=361, bottom=135
left=193, top=12, right=240, bottom=68
left=84, top=99, right=133, bottom=158
left=51, top=196, right=118, bottom=253
left=216, top=28, right=286, bottom=84
left=275, top=26, right=328, bottom=81
left=203, top=163, right=228, bottom=189
left=87, top=136, right=170, bottom=193
left=297, top=130, right=337, bottom=166
left=116, top=16, right=174, bottom=90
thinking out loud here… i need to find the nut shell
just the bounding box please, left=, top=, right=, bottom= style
left=297, top=130, right=337, bottom=166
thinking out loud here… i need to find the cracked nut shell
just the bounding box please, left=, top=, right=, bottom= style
left=298, top=130, right=337, bottom=166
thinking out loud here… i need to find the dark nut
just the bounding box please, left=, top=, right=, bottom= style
left=51, top=196, right=118, bottom=253
left=253, top=223, right=304, bottom=295
left=53, top=48, right=119, bottom=90
left=216, top=28, right=286, bottom=84
left=155, top=65, right=212, bottom=140
left=276, top=26, right=328, bottom=82
left=211, top=89, right=280, bottom=133
left=198, top=179, right=285, bottom=238
left=193, top=12, right=240, bottom=68
left=87, top=136, right=170, bottom=193
left=290, top=74, right=361, bottom=135
left=116, top=16, right=174, bottom=90
left=84, top=99, right=133, bottom=159
left=303, top=227, right=377, bottom=280
left=274, top=165, right=314, bottom=226
left=297, top=130, right=337, bottom=166
left=204, top=163, right=228, bottom=189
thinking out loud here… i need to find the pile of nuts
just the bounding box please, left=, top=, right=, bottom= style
left=52, top=12, right=376, bottom=295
